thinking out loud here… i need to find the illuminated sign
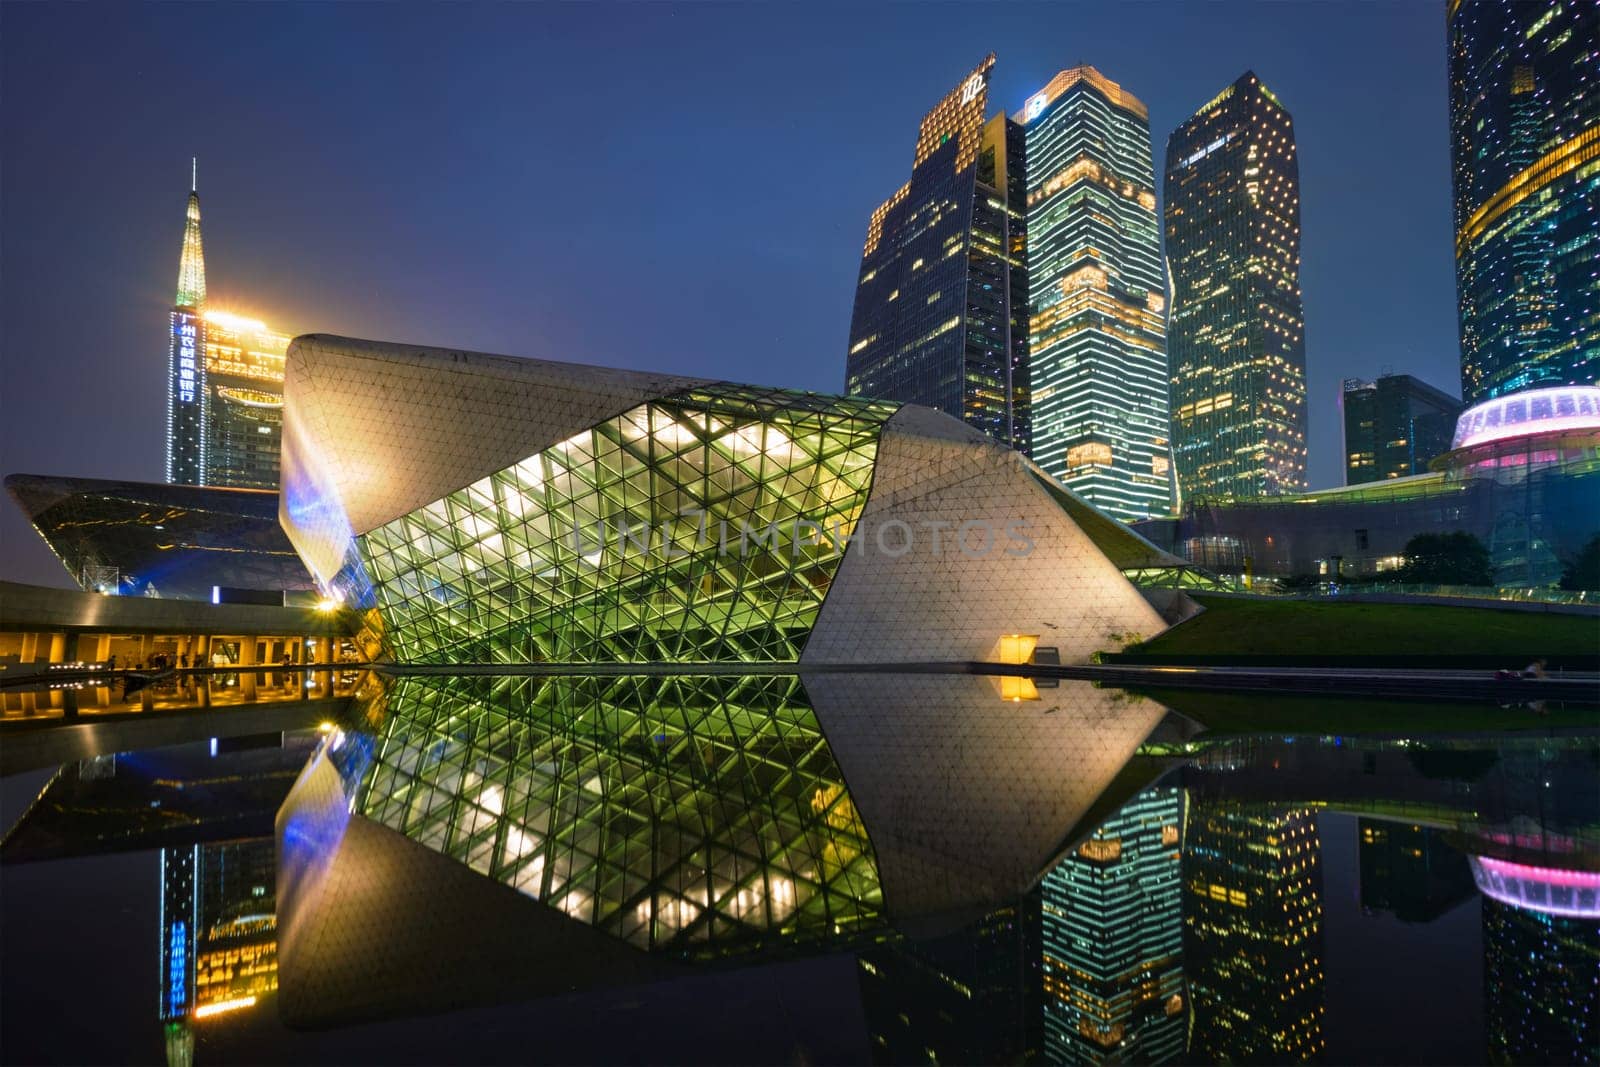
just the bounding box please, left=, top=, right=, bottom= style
left=1179, top=132, right=1236, bottom=169
left=1450, top=385, right=1600, bottom=450
left=175, top=312, right=199, bottom=403
left=167, top=920, right=189, bottom=1016
left=959, top=73, right=984, bottom=105
left=1024, top=93, right=1048, bottom=122
left=1471, top=856, right=1600, bottom=919
left=194, top=995, right=258, bottom=1019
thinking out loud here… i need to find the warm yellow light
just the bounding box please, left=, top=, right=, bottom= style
left=317, top=721, right=335, bottom=733
left=994, top=634, right=1039, bottom=665
left=203, top=309, right=269, bottom=333
left=997, top=675, right=1039, bottom=702
left=194, top=995, right=257, bottom=1019
left=315, top=598, right=339, bottom=613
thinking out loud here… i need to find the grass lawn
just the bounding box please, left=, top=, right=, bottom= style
left=1133, top=686, right=1599, bottom=736
left=1123, top=594, right=1600, bottom=661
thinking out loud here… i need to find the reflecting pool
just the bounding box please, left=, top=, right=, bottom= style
left=2, top=673, right=1596, bottom=1065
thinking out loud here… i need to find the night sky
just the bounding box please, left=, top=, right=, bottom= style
left=1, top=3, right=1459, bottom=587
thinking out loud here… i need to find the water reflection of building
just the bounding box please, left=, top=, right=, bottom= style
left=1482, top=899, right=1600, bottom=1065
left=1357, top=820, right=1475, bottom=923
left=159, top=839, right=278, bottom=1064
left=1184, top=803, right=1326, bottom=1063
left=857, top=896, right=1041, bottom=1065
left=1041, top=786, right=1185, bottom=1064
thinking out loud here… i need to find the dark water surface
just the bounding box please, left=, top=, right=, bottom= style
left=2, top=672, right=1595, bottom=1065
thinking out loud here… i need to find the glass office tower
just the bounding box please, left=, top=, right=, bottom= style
left=845, top=55, right=1031, bottom=452
left=1023, top=67, right=1171, bottom=521
left=1184, top=802, right=1326, bottom=1062
left=1449, top=0, right=1600, bottom=403
left=163, top=166, right=290, bottom=490
left=166, top=166, right=208, bottom=485
left=203, top=311, right=289, bottom=489
left=1041, top=786, right=1186, bottom=1064
left=1164, top=72, right=1308, bottom=500
left=1341, top=374, right=1462, bottom=485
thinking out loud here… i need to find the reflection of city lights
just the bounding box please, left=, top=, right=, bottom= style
left=194, top=995, right=257, bottom=1019
left=1470, top=856, right=1600, bottom=918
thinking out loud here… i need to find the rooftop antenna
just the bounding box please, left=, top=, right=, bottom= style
left=191, top=157, right=197, bottom=193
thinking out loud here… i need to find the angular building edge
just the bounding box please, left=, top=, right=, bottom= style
left=278, top=334, right=1175, bottom=665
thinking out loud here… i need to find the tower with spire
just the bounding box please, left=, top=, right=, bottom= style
left=166, top=160, right=208, bottom=484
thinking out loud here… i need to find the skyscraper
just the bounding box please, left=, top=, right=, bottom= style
left=1341, top=374, right=1463, bottom=485
left=1449, top=0, right=1600, bottom=403
left=1164, top=72, right=1308, bottom=500
left=845, top=55, right=1030, bottom=452
left=1184, top=802, right=1326, bottom=1062
left=1041, top=786, right=1186, bottom=1064
left=1482, top=898, right=1600, bottom=1064
left=203, top=311, right=289, bottom=489
left=166, top=164, right=207, bottom=485
left=1356, top=819, right=1474, bottom=922
left=1024, top=67, right=1171, bottom=521
left=162, top=165, right=290, bottom=490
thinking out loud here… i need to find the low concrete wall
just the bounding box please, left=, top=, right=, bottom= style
left=0, top=581, right=349, bottom=636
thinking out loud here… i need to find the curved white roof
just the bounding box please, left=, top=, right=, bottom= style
left=1451, top=385, right=1600, bottom=450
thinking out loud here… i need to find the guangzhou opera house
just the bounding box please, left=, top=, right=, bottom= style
left=278, top=334, right=1183, bottom=666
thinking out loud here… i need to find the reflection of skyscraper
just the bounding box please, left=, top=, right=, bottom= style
left=1041, top=786, right=1186, bottom=1064
left=193, top=839, right=278, bottom=1014
left=1185, top=803, right=1326, bottom=1063
left=157, top=837, right=278, bottom=1051
left=844, top=55, right=1032, bottom=451
left=1357, top=820, right=1474, bottom=923
left=857, top=895, right=1041, bottom=1065
left=1023, top=67, right=1171, bottom=521
left=1164, top=73, right=1308, bottom=499
left=1482, top=898, right=1599, bottom=1065
left=159, top=845, right=198, bottom=1022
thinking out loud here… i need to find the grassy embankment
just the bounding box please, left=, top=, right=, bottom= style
left=1111, top=594, right=1600, bottom=669
left=1129, top=686, right=1598, bottom=735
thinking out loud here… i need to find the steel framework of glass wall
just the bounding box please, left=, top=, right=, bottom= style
left=357, top=385, right=895, bottom=664
left=355, top=673, right=883, bottom=958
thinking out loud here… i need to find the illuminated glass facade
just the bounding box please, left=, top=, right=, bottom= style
left=1024, top=67, right=1172, bottom=521
left=845, top=56, right=1031, bottom=452
left=281, top=335, right=1172, bottom=668
left=167, top=176, right=208, bottom=486
left=1041, top=786, right=1186, bottom=1065
left=359, top=385, right=892, bottom=664
left=1341, top=374, right=1462, bottom=485
left=356, top=674, right=882, bottom=957
left=1164, top=72, right=1308, bottom=499
left=1183, top=803, right=1325, bottom=1063
left=857, top=897, right=1041, bottom=1065
left=5, top=473, right=316, bottom=600
left=1482, top=897, right=1600, bottom=1065
left=1357, top=820, right=1474, bottom=923
left=204, top=311, right=289, bottom=490
left=1449, top=0, right=1600, bottom=403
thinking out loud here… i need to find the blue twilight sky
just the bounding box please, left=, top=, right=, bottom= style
left=0, top=2, right=1460, bottom=587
